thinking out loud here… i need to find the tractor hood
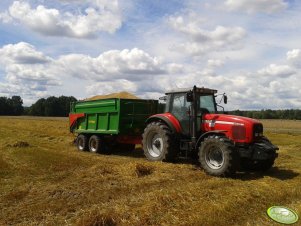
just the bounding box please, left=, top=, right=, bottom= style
left=203, top=114, right=260, bottom=125
left=202, top=114, right=262, bottom=143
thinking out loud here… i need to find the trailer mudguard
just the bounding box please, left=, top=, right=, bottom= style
left=69, top=113, right=85, bottom=132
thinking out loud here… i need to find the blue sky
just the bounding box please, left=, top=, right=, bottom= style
left=0, top=0, right=300, bottom=110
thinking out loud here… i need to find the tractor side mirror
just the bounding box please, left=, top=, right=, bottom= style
left=223, top=94, right=228, bottom=104
left=186, top=91, right=193, bottom=102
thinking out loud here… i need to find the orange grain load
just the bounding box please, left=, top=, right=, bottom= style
left=86, top=91, right=139, bottom=101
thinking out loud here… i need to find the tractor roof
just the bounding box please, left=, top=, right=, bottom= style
left=165, top=87, right=217, bottom=95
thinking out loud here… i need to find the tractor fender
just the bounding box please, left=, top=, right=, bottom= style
left=146, top=113, right=182, bottom=134
left=195, top=130, right=228, bottom=149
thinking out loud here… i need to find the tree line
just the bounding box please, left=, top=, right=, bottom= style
left=0, top=95, right=76, bottom=117
left=0, top=95, right=301, bottom=119
left=228, top=109, right=301, bottom=120
left=26, top=96, right=77, bottom=116
left=0, top=96, right=24, bottom=115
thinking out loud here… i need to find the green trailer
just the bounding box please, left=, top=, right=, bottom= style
left=69, top=98, right=158, bottom=153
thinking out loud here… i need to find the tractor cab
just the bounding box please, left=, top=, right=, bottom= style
left=164, top=87, right=218, bottom=113
left=161, top=86, right=226, bottom=136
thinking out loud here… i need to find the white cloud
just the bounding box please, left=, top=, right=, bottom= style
left=0, top=42, right=167, bottom=104
left=2, top=0, right=122, bottom=38
left=97, top=48, right=163, bottom=75
left=207, top=59, right=224, bottom=68
left=1, top=42, right=300, bottom=109
left=287, top=49, right=301, bottom=61
left=169, top=14, right=246, bottom=55
left=225, top=0, right=287, bottom=14
left=0, top=42, right=50, bottom=64
left=86, top=79, right=137, bottom=96
left=0, top=11, right=12, bottom=23
left=166, top=63, right=184, bottom=74
left=59, top=48, right=164, bottom=80
left=258, top=64, right=296, bottom=78
left=0, top=42, right=61, bottom=102
left=0, top=42, right=58, bottom=89
left=287, top=49, right=301, bottom=67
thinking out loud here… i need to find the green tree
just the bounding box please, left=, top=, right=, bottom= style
left=58, top=96, right=77, bottom=116
left=28, top=96, right=77, bottom=116
left=0, top=96, right=24, bottom=115
left=0, top=97, right=9, bottom=115
left=29, top=98, right=46, bottom=116
left=44, top=96, right=60, bottom=116
left=9, top=96, right=24, bottom=115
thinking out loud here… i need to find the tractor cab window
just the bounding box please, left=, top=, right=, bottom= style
left=199, top=95, right=216, bottom=113
left=170, top=93, right=189, bottom=120
left=170, top=93, right=190, bottom=135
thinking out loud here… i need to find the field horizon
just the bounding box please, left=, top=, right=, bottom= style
left=0, top=116, right=300, bottom=225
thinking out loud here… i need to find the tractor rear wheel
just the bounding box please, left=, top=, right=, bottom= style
left=142, top=121, right=178, bottom=162
left=199, top=135, right=239, bottom=176
left=76, top=134, right=88, bottom=151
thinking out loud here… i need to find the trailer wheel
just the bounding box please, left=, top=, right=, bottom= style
left=89, top=135, right=100, bottom=153
left=199, top=135, right=239, bottom=176
left=88, top=135, right=110, bottom=154
left=142, top=121, right=178, bottom=162
left=76, top=134, right=88, bottom=151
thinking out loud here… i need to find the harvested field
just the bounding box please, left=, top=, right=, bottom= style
left=0, top=117, right=300, bottom=226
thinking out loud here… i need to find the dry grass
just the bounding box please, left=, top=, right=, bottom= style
left=0, top=117, right=300, bottom=226
left=261, top=119, right=301, bottom=135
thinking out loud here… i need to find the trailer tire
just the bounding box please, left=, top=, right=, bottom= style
left=88, top=135, right=100, bottom=153
left=88, top=135, right=110, bottom=154
left=199, top=135, right=239, bottom=176
left=142, top=121, right=178, bottom=162
left=76, top=134, right=88, bottom=151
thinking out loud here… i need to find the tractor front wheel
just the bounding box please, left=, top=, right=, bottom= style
left=199, top=135, right=239, bottom=176
left=142, top=121, right=178, bottom=162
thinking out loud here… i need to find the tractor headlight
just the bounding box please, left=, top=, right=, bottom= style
left=253, top=124, right=263, bottom=138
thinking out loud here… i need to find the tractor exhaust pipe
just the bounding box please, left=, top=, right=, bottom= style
left=191, top=85, right=198, bottom=148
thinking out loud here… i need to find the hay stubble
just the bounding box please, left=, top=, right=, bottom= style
left=0, top=117, right=300, bottom=226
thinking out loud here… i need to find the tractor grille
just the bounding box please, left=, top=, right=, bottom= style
left=253, top=123, right=263, bottom=138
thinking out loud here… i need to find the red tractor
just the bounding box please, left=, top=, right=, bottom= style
left=142, top=86, right=278, bottom=176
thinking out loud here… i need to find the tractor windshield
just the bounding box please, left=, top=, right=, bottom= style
left=198, top=94, right=216, bottom=113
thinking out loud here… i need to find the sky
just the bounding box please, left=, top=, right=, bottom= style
left=0, top=0, right=300, bottom=110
